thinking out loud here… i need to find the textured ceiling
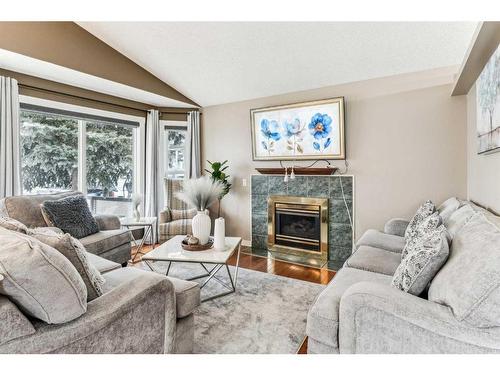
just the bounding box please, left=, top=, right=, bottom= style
left=79, top=22, right=477, bottom=106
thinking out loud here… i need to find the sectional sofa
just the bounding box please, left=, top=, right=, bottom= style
left=307, top=198, right=500, bottom=354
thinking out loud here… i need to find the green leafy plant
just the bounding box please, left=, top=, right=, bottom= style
left=205, top=160, right=232, bottom=217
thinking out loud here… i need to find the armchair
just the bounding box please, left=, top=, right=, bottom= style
left=159, top=178, right=197, bottom=243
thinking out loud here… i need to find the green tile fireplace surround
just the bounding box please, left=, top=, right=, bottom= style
left=251, top=174, right=354, bottom=270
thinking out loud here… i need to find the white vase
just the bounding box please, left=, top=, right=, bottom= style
left=192, top=210, right=211, bottom=245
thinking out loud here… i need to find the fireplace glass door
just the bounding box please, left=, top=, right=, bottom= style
left=274, top=204, right=321, bottom=252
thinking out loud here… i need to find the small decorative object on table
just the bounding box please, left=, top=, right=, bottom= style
left=181, top=235, right=214, bottom=251
left=176, top=176, right=224, bottom=245
left=131, top=194, right=143, bottom=221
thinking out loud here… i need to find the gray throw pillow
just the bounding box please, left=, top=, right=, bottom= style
left=0, top=227, right=87, bottom=324
left=392, top=225, right=450, bottom=296
left=404, top=200, right=435, bottom=242
left=29, top=228, right=105, bottom=301
left=41, top=195, right=99, bottom=239
left=401, top=212, right=442, bottom=259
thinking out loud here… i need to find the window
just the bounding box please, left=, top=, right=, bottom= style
left=20, top=103, right=142, bottom=216
left=20, top=111, right=79, bottom=194
left=164, top=124, right=187, bottom=179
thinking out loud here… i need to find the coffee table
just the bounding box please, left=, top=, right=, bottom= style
left=142, top=235, right=242, bottom=302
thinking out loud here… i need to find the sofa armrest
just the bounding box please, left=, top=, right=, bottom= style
left=383, top=218, right=409, bottom=237
left=339, top=282, right=500, bottom=353
left=0, top=272, right=177, bottom=354
left=159, top=208, right=172, bottom=224
left=94, top=214, right=121, bottom=230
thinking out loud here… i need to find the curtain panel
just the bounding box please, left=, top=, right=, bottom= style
left=144, top=109, right=161, bottom=241
left=185, top=110, right=201, bottom=179
left=0, top=76, right=21, bottom=199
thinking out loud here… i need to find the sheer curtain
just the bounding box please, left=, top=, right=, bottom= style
left=185, top=110, right=201, bottom=179
left=0, top=76, right=21, bottom=199
left=144, top=109, right=162, bottom=227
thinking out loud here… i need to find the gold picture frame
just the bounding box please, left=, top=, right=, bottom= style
left=250, top=97, right=345, bottom=161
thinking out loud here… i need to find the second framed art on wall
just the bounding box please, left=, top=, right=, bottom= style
left=250, top=97, right=345, bottom=160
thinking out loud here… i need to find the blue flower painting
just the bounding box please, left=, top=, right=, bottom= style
left=251, top=98, right=344, bottom=160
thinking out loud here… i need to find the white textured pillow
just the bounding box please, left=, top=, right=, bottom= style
left=0, top=227, right=87, bottom=324
left=404, top=200, right=435, bottom=242
left=446, top=205, right=476, bottom=239
left=437, top=197, right=461, bottom=225
left=392, top=225, right=450, bottom=296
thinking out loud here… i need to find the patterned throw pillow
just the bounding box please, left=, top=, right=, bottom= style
left=28, top=228, right=105, bottom=301
left=404, top=200, right=435, bottom=242
left=401, top=212, right=442, bottom=259
left=392, top=225, right=450, bottom=295
left=41, top=195, right=99, bottom=239
left=0, top=216, right=28, bottom=233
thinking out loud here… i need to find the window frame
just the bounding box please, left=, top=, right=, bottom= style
left=161, top=120, right=188, bottom=180
left=19, top=96, right=146, bottom=211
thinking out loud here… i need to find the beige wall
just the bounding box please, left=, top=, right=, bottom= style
left=201, top=69, right=467, bottom=243
left=467, top=84, right=500, bottom=212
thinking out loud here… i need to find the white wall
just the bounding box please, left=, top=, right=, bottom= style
left=201, top=69, right=467, bottom=242
left=467, top=84, right=500, bottom=212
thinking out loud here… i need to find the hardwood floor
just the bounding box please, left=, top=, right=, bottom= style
left=131, top=244, right=336, bottom=354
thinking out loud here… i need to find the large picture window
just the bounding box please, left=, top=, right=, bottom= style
left=20, top=103, right=143, bottom=216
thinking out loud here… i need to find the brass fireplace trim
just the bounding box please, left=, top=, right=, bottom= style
left=267, top=195, right=329, bottom=263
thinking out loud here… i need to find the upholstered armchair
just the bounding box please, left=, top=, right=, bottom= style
left=159, top=178, right=197, bottom=243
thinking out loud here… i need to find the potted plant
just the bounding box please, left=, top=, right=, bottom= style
left=205, top=160, right=232, bottom=217
left=176, top=176, right=224, bottom=245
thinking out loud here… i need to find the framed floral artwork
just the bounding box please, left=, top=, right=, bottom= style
left=250, top=97, right=345, bottom=160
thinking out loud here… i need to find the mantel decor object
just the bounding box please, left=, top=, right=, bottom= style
left=251, top=97, right=345, bottom=161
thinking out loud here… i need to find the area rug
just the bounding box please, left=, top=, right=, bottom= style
left=139, top=261, right=325, bottom=354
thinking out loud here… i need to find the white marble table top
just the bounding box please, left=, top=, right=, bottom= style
left=142, top=235, right=242, bottom=264
left=120, top=216, right=157, bottom=226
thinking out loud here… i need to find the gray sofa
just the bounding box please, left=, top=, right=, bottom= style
left=0, top=191, right=132, bottom=265
left=307, top=198, right=500, bottom=354
left=0, top=248, right=201, bottom=353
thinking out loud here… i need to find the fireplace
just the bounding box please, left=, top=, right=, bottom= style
left=267, top=195, right=328, bottom=265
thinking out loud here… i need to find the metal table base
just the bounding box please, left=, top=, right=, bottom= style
left=145, top=245, right=241, bottom=302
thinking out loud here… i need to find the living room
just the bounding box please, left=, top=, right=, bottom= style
left=1, top=0, right=500, bottom=371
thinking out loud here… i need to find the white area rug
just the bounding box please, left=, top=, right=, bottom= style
left=140, top=261, right=324, bottom=354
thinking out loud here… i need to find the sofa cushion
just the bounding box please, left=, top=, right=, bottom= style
left=0, top=295, right=35, bottom=345
left=41, top=195, right=99, bottom=239
left=437, top=197, right=461, bottom=224
left=345, top=246, right=401, bottom=276
left=0, top=227, right=87, bottom=324
left=392, top=225, right=449, bottom=296
left=86, top=252, right=121, bottom=274
left=170, top=208, right=197, bottom=221
left=159, top=219, right=192, bottom=242
left=429, top=213, right=500, bottom=327
left=79, top=229, right=132, bottom=255
left=404, top=200, right=435, bottom=241
left=356, top=229, right=405, bottom=253
left=445, top=204, right=476, bottom=239
left=0, top=216, right=28, bottom=233
left=306, top=267, right=392, bottom=349
left=0, top=191, right=80, bottom=228
left=29, top=228, right=105, bottom=301
left=102, top=267, right=200, bottom=319
left=166, top=276, right=201, bottom=318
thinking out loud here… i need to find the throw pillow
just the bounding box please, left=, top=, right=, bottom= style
left=0, top=227, right=87, bottom=324
left=401, top=212, right=442, bottom=259
left=28, top=228, right=105, bottom=301
left=404, top=200, right=435, bottom=242
left=41, top=195, right=99, bottom=239
left=445, top=204, right=476, bottom=239
left=0, top=216, right=28, bottom=234
left=437, top=197, right=461, bottom=225
left=392, top=225, right=450, bottom=296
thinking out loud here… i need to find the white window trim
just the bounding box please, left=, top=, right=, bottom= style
left=19, top=95, right=146, bottom=203
left=161, top=120, right=188, bottom=179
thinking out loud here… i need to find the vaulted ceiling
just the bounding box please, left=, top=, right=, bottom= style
left=79, top=22, right=478, bottom=107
